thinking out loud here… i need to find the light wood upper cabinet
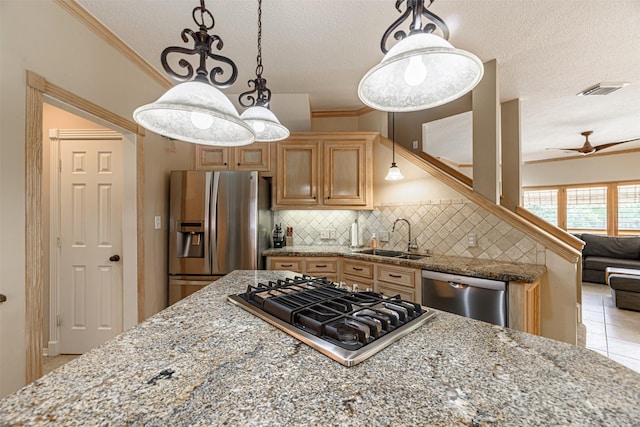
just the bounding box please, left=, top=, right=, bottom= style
left=196, top=145, right=231, bottom=170
left=276, top=140, right=320, bottom=206
left=235, top=143, right=271, bottom=171
left=324, top=140, right=372, bottom=207
left=195, top=143, right=271, bottom=173
left=274, top=132, right=376, bottom=210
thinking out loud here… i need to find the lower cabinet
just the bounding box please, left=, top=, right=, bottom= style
left=509, top=279, right=541, bottom=335
left=305, top=257, right=339, bottom=282
left=266, top=256, right=338, bottom=282
left=342, top=259, right=374, bottom=291
left=267, top=256, right=422, bottom=302
left=375, top=264, right=421, bottom=303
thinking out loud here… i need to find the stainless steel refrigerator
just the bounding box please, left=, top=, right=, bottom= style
left=168, top=170, right=272, bottom=304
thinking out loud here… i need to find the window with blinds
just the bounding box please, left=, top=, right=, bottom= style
left=566, top=186, right=607, bottom=231
left=618, top=184, right=640, bottom=232
left=523, top=189, right=558, bottom=226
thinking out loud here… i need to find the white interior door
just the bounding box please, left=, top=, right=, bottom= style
left=59, top=136, right=123, bottom=354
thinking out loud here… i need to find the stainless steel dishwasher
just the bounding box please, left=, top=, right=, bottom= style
left=421, top=270, right=508, bottom=326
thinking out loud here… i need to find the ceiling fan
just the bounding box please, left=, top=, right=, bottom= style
left=547, top=131, right=637, bottom=155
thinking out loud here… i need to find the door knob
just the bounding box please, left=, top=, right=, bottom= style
left=109, top=255, right=121, bottom=262
left=0, top=294, right=6, bottom=303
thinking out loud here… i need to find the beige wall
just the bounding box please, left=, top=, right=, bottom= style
left=312, top=116, right=359, bottom=132
left=523, top=151, right=640, bottom=187
left=0, top=1, right=192, bottom=396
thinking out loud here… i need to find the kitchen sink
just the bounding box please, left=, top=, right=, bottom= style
left=358, top=249, right=425, bottom=260
left=395, top=254, right=426, bottom=260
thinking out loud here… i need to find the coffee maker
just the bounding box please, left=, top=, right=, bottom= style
left=272, top=224, right=285, bottom=248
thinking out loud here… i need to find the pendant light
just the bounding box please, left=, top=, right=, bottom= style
left=133, top=0, right=255, bottom=146
left=358, top=0, right=483, bottom=112
left=238, top=0, right=290, bottom=142
left=385, top=113, right=404, bottom=181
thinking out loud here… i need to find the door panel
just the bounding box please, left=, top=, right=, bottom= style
left=276, top=141, right=319, bottom=205
left=60, top=138, right=123, bottom=354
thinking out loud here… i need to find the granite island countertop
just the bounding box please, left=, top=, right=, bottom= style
left=264, top=246, right=546, bottom=283
left=2, top=270, right=639, bottom=426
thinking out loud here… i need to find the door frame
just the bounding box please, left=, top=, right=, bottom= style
left=25, top=70, right=146, bottom=382
left=48, top=128, right=127, bottom=356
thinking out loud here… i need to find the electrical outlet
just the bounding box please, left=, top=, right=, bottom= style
left=467, top=233, right=477, bottom=247
left=320, top=230, right=331, bottom=239
left=154, top=215, right=162, bottom=230
left=329, top=229, right=336, bottom=239
left=412, top=140, right=419, bottom=150
left=379, top=231, right=390, bottom=242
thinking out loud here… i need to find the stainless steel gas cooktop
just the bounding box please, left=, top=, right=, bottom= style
left=228, top=275, right=436, bottom=367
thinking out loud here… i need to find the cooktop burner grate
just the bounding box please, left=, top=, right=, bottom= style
left=228, top=275, right=436, bottom=366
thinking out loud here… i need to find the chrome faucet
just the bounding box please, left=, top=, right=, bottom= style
left=392, top=218, right=418, bottom=253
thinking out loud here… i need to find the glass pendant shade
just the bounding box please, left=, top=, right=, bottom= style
left=240, top=106, right=290, bottom=142
left=358, top=33, right=484, bottom=112
left=133, top=81, right=255, bottom=146
left=385, top=162, right=404, bottom=181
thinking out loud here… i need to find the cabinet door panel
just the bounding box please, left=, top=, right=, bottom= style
left=375, top=282, right=416, bottom=302
left=276, top=141, right=319, bottom=205
left=324, top=141, right=367, bottom=206
left=305, top=258, right=338, bottom=274
left=235, top=143, right=270, bottom=171
left=196, top=145, right=231, bottom=170
left=376, top=265, right=416, bottom=287
left=342, top=260, right=374, bottom=279
left=268, top=257, right=303, bottom=273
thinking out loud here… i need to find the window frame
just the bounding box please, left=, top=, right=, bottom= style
left=522, top=179, right=640, bottom=236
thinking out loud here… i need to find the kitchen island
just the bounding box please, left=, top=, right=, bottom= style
left=2, top=270, right=639, bottom=426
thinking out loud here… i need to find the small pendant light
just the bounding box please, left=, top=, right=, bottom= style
left=385, top=113, right=404, bottom=181
left=239, top=0, right=290, bottom=142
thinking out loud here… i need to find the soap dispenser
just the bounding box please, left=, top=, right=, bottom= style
left=370, top=233, right=378, bottom=249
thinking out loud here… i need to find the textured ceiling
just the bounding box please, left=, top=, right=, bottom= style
left=76, top=0, right=640, bottom=163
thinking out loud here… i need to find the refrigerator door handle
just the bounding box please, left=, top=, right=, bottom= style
left=210, top=172, right=220, bottom=273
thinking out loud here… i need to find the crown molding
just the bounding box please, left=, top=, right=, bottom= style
left=311, top=106, right=375, bottom=118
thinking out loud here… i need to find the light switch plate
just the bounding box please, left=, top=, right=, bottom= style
left=379, top=231, right=390, bottom=242
left=154, top=216, right=162, bottom=230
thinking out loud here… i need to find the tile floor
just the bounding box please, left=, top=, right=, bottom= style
left=42, top=354, right=79, bottom=376
left=582, top=282, right=640, bottom=373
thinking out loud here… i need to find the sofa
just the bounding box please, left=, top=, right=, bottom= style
left=574, top=233, right=640, bottom=284
left=608, top=271, right=640, bottom=311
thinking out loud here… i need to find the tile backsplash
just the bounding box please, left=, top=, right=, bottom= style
left=273, top=198, right=545, bottom=265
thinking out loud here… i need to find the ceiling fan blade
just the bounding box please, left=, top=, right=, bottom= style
left=593, top=138, right=638, bottom=152
left=546, top=133, right=639, bottom=157
left=545, top=147, right=589, bottom=153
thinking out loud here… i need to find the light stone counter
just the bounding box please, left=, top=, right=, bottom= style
left=2, top=270, right=639, bottom=426
left=264, top=246, right=546, bottom=283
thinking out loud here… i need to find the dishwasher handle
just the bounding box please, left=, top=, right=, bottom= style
left=448, top=281, right=469, bottom=289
